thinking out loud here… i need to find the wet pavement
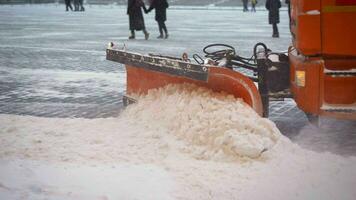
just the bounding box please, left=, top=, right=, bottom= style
left=0, top=4, right=355, bottom=156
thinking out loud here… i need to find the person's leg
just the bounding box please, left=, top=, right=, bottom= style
left=143, top=29, right=149, bottom=40
left=74, top=0, right=79, bottom=11
left=80, top=0, right=85, bottom=11
left=272, top=23, right=279, bottom=37
left=157, top=21, right=164, bottom=38
left=129, top=30, right=135, bottom=39
left=65, top=0, right=69, bottom=11
left=244, top=1, right=248, bottom=12
left=161, top=22, right=168, bottom=39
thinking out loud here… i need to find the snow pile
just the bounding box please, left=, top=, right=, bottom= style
left=1, top=84, right=356, bottom=200
left=123, top=84, right=281, bottom=159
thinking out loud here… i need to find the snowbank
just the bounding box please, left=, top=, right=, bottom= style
left=1, top=84, right=356, bottom=200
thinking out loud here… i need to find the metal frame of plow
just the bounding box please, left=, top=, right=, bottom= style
left=105, top=46, right=290, bottom=117
left=106, top=49, right=209, bottom=82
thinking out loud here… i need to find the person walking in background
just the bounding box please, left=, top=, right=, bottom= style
left=242, top=0, right=249, bottom=12
left=265, top=0, right=281, bottom=38
left=145, top=0, right=169, bottom=39
left=127, top=0, right=150, bottom=40
left=251, top=0, right=257, bottom=12
left=65, top=0, right=73, bottom=11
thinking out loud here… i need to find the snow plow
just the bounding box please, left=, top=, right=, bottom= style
left=106, top=43, right=270, bottom=117
left=107, top=0, right=356, bottom=121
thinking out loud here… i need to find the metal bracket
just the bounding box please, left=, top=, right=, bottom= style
left=123, top=95, right=137, bottom=107
left=106, top=49, right=209, bottom=82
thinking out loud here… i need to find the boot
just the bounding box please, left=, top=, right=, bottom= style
left=272, top=23, right=279, bottom=38
left=144, top=32, right=150, bottom=40
left=164, top=33, right=169, bottom=39
left=129, top=31, right=135, bottom=39
left=157, top=34, right=164, bottom=39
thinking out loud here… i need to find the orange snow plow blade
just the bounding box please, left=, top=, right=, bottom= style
left=107, top=48, right=263, bottom=116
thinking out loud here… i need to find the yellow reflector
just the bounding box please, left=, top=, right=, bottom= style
left=296, top=71, right=306, bottom=87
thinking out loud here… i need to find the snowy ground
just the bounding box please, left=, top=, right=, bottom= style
left=1, top=4, right=356, bottom=200
left=1, top=85, right=356, bottom=200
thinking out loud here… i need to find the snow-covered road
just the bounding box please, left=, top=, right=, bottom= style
left=0, top=4, right=291, bottom=118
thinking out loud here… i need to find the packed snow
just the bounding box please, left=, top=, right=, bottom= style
left=1, top=84, right=356, bottom=200
left=125, top=84, right=280, bottom=159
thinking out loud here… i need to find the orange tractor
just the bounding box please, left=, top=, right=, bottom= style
left=107, top=0, right=356, bottom=121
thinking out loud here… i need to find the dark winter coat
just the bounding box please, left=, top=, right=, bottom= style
left=147, top=0, right=169, bottom=22
left=127, top=0, right=146, bottom=31
left=265, top=0, right=281, bottom=24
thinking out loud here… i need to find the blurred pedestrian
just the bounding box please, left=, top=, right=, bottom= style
left=127, top=0, right=150, bottom=40
left=79, top=0, right=85, bottom=11
left=65, top=0, right=73, bottom=11
left=265, top=0, right=281, bottom=38
left=285, top=0, right=291, bottom=31
left=146, top=0, right=169, bottom=39
left=251, top=0, right=257, bottom=12
left=73, top=0, right=79, bottom=11
left=242, top=0, right=249, bottom=12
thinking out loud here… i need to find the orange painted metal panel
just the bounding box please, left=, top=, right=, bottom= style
left=126, top=65, right=263, bottom=116
left=290, top=48, right=356, bottom=119
left=289, top=49, right=322, bottom=114
left=298, top=0, right=320, bottom=12
left=291, top=0, right=356, bottom=57
left=322, top=59, right=356, bottom=105
left=321, top=11, right=356, bottom=57
left=336, top=0, right=356, bottom=6
left=322, top=0, right=356, bottom=57
left=295, top=14, right=321, bottom=55
left=291, top=0, right=321, bottom=56
left=323, top=75, right=356, bottom=104
left=324, top=59, right=356, bottom=70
